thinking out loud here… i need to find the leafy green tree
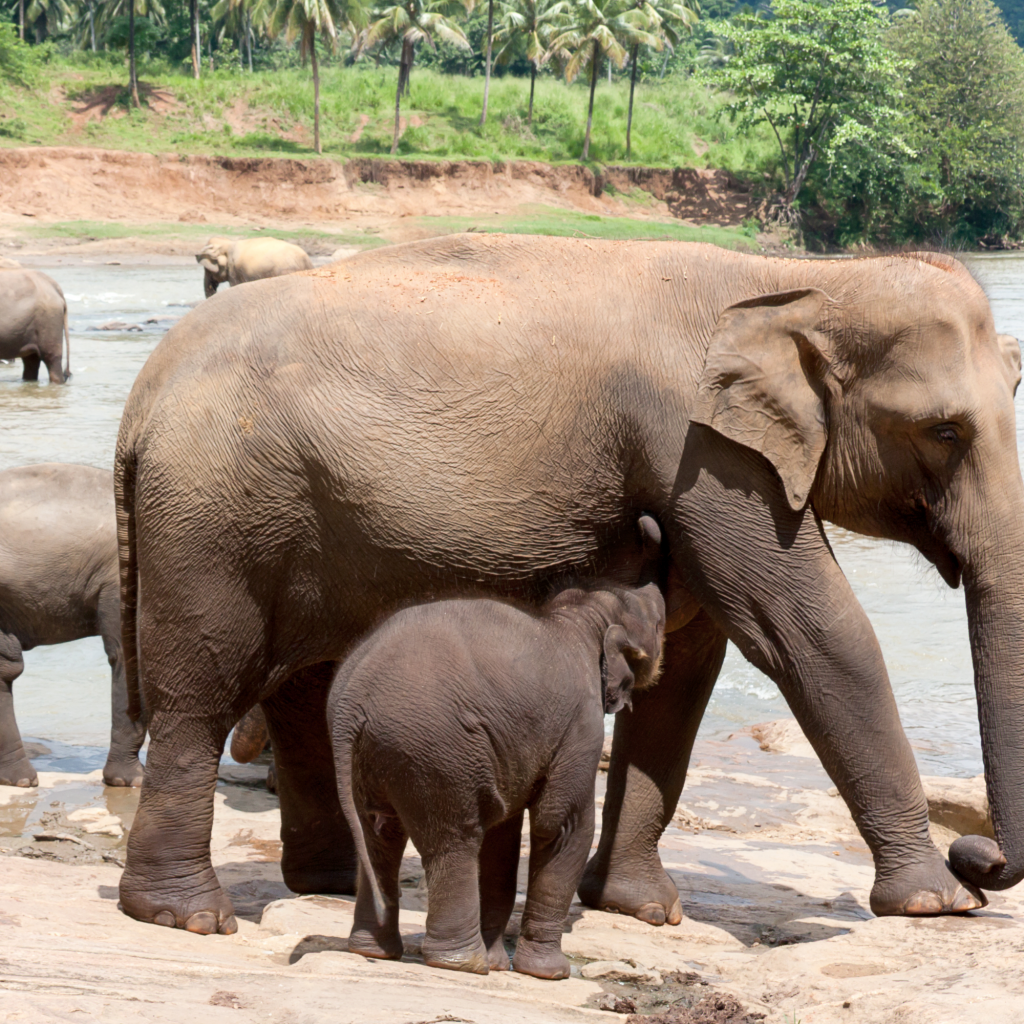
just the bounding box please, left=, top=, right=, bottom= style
left=254, top=0, right=359, bottom=152
left=548, top=0, right=643, bottom=159
left=624, top=0, right=698, bottom=157
left=708, top=0, right=906, bottom=219
left=363, top=0, right=472, bottom=154
left=492, top=0, right=566, bottom=122
left=103, top=0, right=166, bottom=106
left=886, top=0, right=1024, bottom=243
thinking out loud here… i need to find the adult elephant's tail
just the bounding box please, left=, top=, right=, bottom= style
left=62, top=303, right=70, bottom=380
left=115, top=438, right=142, bottom=723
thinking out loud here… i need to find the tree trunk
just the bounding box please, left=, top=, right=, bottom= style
left=246, top=12, right=253, bottom=73
left=311, top=36, right=322, bottom=155
left=190, top=0, right=200, bottom=79
left=582, top=41, right=599, bottom=161
left=128, top=0, right=139, bottom=107
left=626, top=43, right=638, bottom=159
left=88, top=3, right=96, bottom=51
left=392, top=40, right=414, bottom=155
left=479, top=0, right=495, bottom=126
left=17, top=0, right=23, bottom=41
left=528, top=64, right=536, bottom=124
left=208, top=33, right=214, bottom=72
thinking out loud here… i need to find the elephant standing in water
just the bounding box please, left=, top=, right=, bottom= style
left=115, top=234, right=1022, bottom=936
left=0, top=268, right=70, bottom=384
left=196, top=237, right=313, bottom=298
left=0, top=464, right=146, bottom=787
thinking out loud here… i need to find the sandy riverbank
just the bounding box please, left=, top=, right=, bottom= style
left=1, top=728, right=1019, bottom=1024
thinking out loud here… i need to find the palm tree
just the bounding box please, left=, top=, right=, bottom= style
left=212, top=0, right=268, bottom=71
left=548, top=0, right=639, bottom=160
left=363, top=0, right=472, bottom=155
left=492, top=0, right=566, bottom=124
left=256, top=0, right=360, bottom=153
left=23, top=0, right=73, bottom=42
left=623, top=0, right=697, bottom=158
left=102, top=0, right=166, bottom=107
left=479, top=0, right=494, bottom=125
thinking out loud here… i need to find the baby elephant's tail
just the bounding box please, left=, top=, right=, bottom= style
left=334, top=723, right=387, bottom=925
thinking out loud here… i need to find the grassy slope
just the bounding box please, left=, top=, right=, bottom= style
left=1, top=58, right=776, bottom=171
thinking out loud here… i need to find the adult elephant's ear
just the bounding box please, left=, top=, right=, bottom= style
left=691, top=287, right=835, bottom=512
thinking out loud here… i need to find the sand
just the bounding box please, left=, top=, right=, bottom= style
left=1, top=729, right=1020, bottom=1024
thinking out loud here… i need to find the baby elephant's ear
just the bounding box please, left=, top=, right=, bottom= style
left=602, top=624, right=636, bottom=715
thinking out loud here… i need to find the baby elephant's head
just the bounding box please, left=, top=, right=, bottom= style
left=602, top=583, right=666, bottom=714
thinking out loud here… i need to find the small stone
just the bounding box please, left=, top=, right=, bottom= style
left=598, top=993, right=637, bottom=1014
left=582, top=960, right=662, bottom=986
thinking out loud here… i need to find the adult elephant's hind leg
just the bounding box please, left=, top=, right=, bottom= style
left=579, top=612, right=726, bottom=926
left=0, top=632, right=36, bottom=787
left=262, top=662, right=357, bottom=895
left=118, top=707, right=237, bottom=934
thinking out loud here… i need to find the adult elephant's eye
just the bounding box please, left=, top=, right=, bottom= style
left=935, top=423, right=960, bottom=444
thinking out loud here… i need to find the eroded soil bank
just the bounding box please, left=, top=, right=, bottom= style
left=1, top=728, right=1020, bottom=1024
left=0, top=147, right=763, bottom=248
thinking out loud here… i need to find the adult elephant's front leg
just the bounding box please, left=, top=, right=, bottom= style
left=579, top=612, right=726, bottom=925
left=262, top=662, right=357, bottom=894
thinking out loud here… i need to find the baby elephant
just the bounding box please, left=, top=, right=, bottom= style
left=196, top=236, right=313, bottom=298
left=330, top=582, right=665, bottom=980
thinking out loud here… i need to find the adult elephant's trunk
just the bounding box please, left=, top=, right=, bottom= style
left=950, top=493, right=1024, bottom=891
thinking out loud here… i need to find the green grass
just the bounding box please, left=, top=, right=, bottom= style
left=0, top=57, right=778, bottom=174
left=20, top=219, right=386, bottom=249
left=419, top=205, right=758, bottom=249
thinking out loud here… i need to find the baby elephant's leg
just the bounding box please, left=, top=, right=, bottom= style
left=478, top=812, right=524, bottom=971
left=0, top=633, right=35, bottom=788
left=349, top=814, right=405, bottom=961
left=419, top=834, right=490, bottom=974
left=515, top=791, right=596, bottom=980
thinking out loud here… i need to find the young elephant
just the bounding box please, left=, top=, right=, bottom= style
left=195, top=237, right=313, bottom=298
left=0, top=268, right=70, bottom=384
left=330, top=582, right=665, bottom=980
left=0, top=464, right=146, bottom=787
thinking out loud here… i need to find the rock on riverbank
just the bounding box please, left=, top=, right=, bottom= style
left=0, top=733, right=1020, bottom=1023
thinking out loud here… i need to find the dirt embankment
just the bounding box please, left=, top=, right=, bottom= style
left=0, top=147, right=762, bottom=237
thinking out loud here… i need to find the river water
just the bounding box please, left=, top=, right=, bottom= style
left=2, top=252, right=1021, bottom=777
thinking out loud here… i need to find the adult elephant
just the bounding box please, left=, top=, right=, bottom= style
left=115, top=235, right=1022, bottom=936
left=195, top=236, right=313, bottom=298
left=0, top=464, right=146, bottom=787
left=0, top=268, right=70, bottom=384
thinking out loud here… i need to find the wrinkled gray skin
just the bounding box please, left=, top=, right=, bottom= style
left=196, top=237, right=313, bottom=299
left=333, top=583, right=665, bottom=981
left=0, top=269, right=70, bottom=384
left=0, top=464, right=145, bottom=787
left=115, top=235, right=1023, bottom=937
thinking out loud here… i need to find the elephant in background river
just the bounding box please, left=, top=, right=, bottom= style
left=0, top=268, right=70, bottom=384
left=196, top=236, right=313, bottom=298
left=0, top=464, right=145, bottom=787
left=115, top=234, right=1022, bottom=936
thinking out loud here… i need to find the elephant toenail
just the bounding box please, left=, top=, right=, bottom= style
left=666, top=898, right=683, bottom=926
left=185, top=911, right=219, bottom=934
left=903, top=891, right=944, bottom=915
left=636, top=902, right=667, bottom=926
left=219, top=915, right=239, bottom=935
left=951, top=886, right=986, bottom=913
left=153, top=910, right=177, bottom=928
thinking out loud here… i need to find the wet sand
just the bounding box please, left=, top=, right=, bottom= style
left=2, top=732, right=1021, bottom=1024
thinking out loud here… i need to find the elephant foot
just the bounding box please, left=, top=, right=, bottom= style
left=512, top=937, right=570, bottom=980
left=870, top=853, right=986, bottom=917
left=578, top=856, right=683, bottom=927
left=485, top=939, right=511, bottom=972
left=348, top=925, right=403, bottom=961
left=421, top=935, right=490, bottom=975
left=103, top=756, right=144, bottom=788
left=0, top=752, right=38, bottom=788
left=118, top=863, right=238, bottom=935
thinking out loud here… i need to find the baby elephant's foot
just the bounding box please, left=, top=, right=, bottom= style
left=512, top=937, right=570, bottom=980
left=485, top=938, right=511, bottom=972
left=103, top=756, right=144, bottom=788
left=348, top=925, right=403, bottom=961
left=0, top=752, right=38, bottom=788
left=421, top=935, right=490, bottom=975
